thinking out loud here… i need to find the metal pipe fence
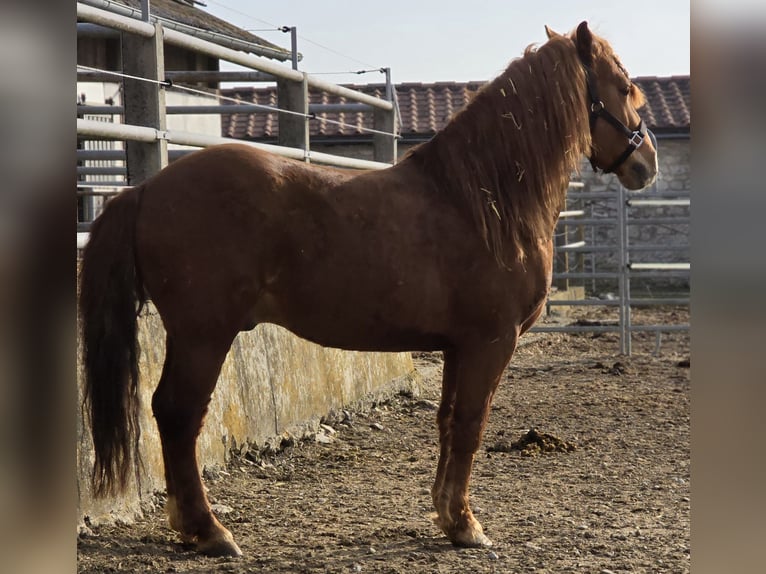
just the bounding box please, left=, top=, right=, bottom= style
left=77, top=1, right=399, bottom=229
left=77, top=117, right=392, bottom=169
left=531, top=183, right=690, bottom=355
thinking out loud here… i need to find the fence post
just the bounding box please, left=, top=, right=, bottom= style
left=121, top=21, right=168, bottom=184
left=277, top=73, right=309, bottom=161
left=553, top=221, right=570, bottom=291
left=617, top=184, right=631, bottom=355
left=373, top=67, right=397, bottom=163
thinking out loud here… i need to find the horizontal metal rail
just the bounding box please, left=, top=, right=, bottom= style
left=567, top=191, right=690, bottom=201
left=554, top=270, right=690, bottom=279
left=77, top=103, right=374, bottom=115
left=77, top=149, right=197, bottom=161
left=559, top=210, right=585, bottom=218
left=547, top=298, right=689, bottom=306
left=161, top=29, right=393, bottom=111
left=77, top=118, right=391, bottom=170
left=555, top=271, right=620, bottom=280
left=628, top=262, right=690, bottom=271
left=530, top=324, right=619, bottom=333
left=554, top=244, right=689, bottom=253
left=556, top=241, right=586, bottom=250
left=547, top=299, right=621, bottom=306
left=627, top=199, right=690, bottom=207
left=78, top=70, right=278, bottom=83
left=78, top=1, right=292, bottom=61
left=77, top=2, right=155, bottom=37
left=530, top=323, right=689, bottom=334
left=77, top=179, right=127, bottom=187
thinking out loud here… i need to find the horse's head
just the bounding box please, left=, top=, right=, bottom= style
left=550, top=22, right=658, bottom=190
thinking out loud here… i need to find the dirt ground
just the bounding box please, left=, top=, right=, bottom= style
left=77, top=307, right=690, bottom=574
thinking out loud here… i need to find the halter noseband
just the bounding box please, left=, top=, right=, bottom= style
left=583, top=65, right=648, bottom=174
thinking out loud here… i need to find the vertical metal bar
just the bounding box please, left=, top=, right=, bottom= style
left=384, top=67, right=392, bottom=101
left=373, top=67, right=397, bottom=163
left=140, top=0, right=150, bottom=22
left=576, top=196, right=585, bottom=276
left=553, top=220, right=569, bottom=291
left=290, top=27, right=298, bottom=70
left=624, top=187, right=633, bottom=356
left=617, top=184, right=629, bottom=355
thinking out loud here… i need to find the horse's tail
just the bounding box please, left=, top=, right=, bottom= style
left=79, top=185, right=146, bottom=497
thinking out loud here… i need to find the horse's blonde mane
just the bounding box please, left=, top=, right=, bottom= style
left=406, top=34, right=593, bottom=267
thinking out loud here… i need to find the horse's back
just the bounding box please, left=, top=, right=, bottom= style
left=132, top=145, right=344, bottom=333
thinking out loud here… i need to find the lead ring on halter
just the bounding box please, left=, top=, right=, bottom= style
left=583, top=65, right=649, bottom=174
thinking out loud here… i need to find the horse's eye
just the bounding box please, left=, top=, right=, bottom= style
left=620, top=85, right=632, bottom=97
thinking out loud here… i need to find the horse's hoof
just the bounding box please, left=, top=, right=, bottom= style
left=451, top=529, right=493, bottom=548
left=197, top=532, right=243, bottom=557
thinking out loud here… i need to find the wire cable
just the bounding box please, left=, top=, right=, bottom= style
left=76, top=65, right=401, bottom=138
left=204, top=0, right=379, bottom=71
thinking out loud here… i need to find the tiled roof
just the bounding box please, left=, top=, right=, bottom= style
left=633, top=76, right=690, bottom=133
left=116, top=0, right=291, bottom=59
left=221, top=76, right=690, bottom=140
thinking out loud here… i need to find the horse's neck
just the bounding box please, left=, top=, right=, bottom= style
left=409, top=49, right=589, bottom=265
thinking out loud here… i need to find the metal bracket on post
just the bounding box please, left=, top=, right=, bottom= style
left=290, top=26, right=298, bottom=71
left=277, top=72, right=309, bottom=161
left=373, top=67, right=397, bottom=164
left=121, top=21, right=168, bottom=185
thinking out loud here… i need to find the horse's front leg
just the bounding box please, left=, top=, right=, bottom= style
left=432, top=340, right=516, bottom=547
left=152, top=332, right=242, bottom=557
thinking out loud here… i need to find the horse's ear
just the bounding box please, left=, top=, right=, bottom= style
left=576, top=21, right=593, bottom=65
left=544, top=25, right=559, bottom=40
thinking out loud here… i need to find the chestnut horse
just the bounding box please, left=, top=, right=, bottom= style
left=79, top=22, right=657, bottom=557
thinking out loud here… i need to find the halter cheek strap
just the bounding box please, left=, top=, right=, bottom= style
left=584, top=65, right=647, bottom=174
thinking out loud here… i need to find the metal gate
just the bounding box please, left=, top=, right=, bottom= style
left=532, top=181, right=690, bottom=355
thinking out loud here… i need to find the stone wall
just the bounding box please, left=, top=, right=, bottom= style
left=77, top=304, right=416, bottom=525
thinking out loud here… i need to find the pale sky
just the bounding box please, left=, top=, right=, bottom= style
left=202, top=0, right=690, bottom=84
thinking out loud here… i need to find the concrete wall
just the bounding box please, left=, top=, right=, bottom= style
left=77, top=304, right=416, bottom=525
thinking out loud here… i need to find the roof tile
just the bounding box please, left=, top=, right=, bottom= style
left=221, top=76, right=689, bottom=140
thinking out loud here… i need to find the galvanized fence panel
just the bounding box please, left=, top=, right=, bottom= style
left=531, top=181, right=690, bottom=355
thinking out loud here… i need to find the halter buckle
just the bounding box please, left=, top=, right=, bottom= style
left=629, top=131, right=645, bottom=148
left=590, top=101, right=605, bottom=113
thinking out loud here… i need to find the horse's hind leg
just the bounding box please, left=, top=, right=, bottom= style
left=432, top=342, right=515, bottom=547
left=152, top=331, right=241, bottom=557
left=432, top=348, right=458, bottom=517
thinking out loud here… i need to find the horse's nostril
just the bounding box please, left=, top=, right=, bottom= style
left=631, top=162, right=648, bottom=181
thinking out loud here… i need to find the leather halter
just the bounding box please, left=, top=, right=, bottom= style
left=583, top=65, right=648, bottom=174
